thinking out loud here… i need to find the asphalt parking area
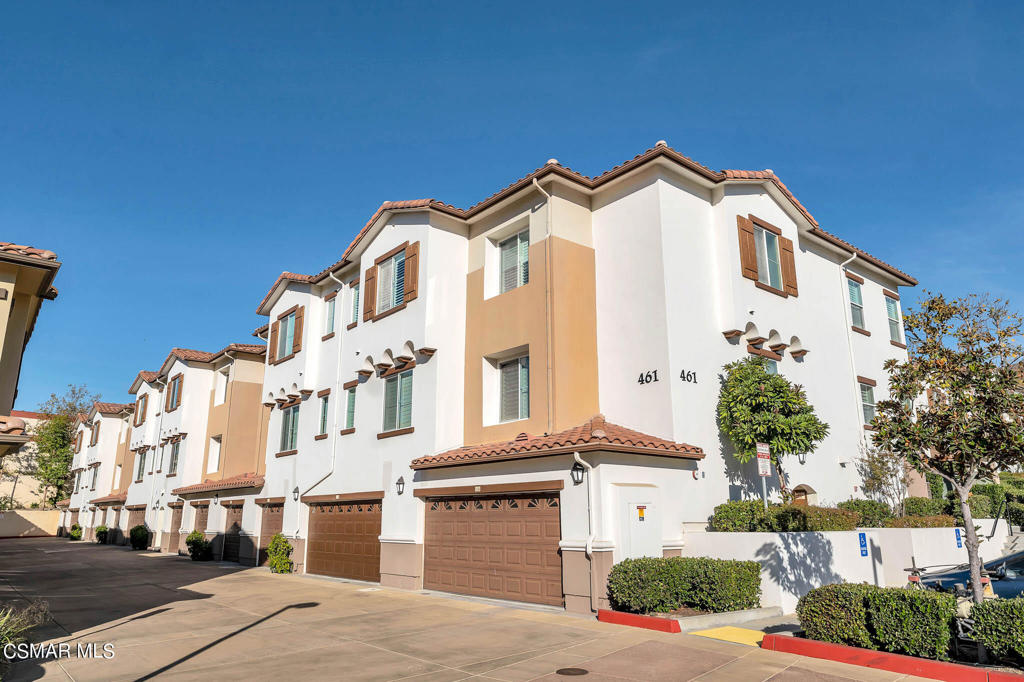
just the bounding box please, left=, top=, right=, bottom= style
left=0, top=538, right=928, bottom=681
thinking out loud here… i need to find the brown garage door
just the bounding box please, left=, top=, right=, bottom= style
left=193, top=504, right=209, bottom=532
left=259, top=504, right=284, bottom=566
left=223, top=506, right=243, bottom=562
left=166, top=507, right=183, bottom=554
left=306, top=500, right=381, bottom=581
left=424, top=494, right=562, bottom=607
left=127, top=508, right=145, bottom=529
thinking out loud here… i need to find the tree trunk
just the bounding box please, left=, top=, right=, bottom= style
left=775, top=459, right=790, bottom=500
left=958, top=489, right=985, bottom=604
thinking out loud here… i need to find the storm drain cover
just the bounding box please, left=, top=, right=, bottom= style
left=555, top=669, right=589, bottom=676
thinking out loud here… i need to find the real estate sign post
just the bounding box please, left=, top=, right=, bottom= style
left=756, top=442, right=771, bottom=509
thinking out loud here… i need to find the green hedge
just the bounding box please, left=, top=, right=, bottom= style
left=709, top=500, right=771, bottom=532
left=971, top=483, right=1008, bottom=512
left=266, top=533, right=294, bottom=574
left=129, top=524, right=149, bottom=550
left=796, top=583, right=878, bottom=649
left=926, top=473, right=946, bottom=500
left=94, top=524, right=109, bottom=544
left=884, top=515, right=957, bottom=528
left=904, top=496, right=946, bottom=517
left=866, top=588, right=955, bottom=660
left=972, top=598, right=1024, bottom=662
left=607, top=556, right=761, bottom=614
left=1007, top=501, right=1024, bottom=527
left=709, top=501, right=860, bottom=532
left=798, top=584, right=955, bottom=660
left=837, top=500, right=892, bottom=527
left=68, top=523, right=82, bottom=541
left=185, top=530, right=212, bottom=561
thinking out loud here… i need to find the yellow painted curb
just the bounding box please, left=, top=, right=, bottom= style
left=689, top=625, right=765, bottom=647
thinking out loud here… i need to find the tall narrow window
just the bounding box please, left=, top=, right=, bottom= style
left=753, top=226, right=782, bottom=290
left=382, top=370, right=413, bottom=432
left=324, top=297, right=336, bottom=335
left=377, top=250, right=406, bottom=314
left=499, top=356, right=530, bottom=422
left=277, top=312, right=296, bottom=358
left=136, top=451, right=146, bottom=481
left=280, top=404, right=299, bottom=451
left=499, top=230, right=529, bottom=294
left=169, top=442, right=180, bottom=475
left=167, top=374, right=183, bottom=410
left=215, top=368, right=229, bottom=405
left=885, top=296, right=901, bottom=343
left=206, top=437, right=221, bottom=473
left=350, top=282, right=360, bottom=324
left=848, top=279, right=865, bottom=329
left=765, top=359, right=779, bottom=375
left=860, top=383, right=876, bottom=425
left=90, top=467, right=98, bottom=490
left=318, top=395, right=329, bottom=435
left=345, top=388, right=356, bottom=430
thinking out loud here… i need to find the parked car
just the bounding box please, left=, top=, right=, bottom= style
left=921, top=549, right=1024, bottom=598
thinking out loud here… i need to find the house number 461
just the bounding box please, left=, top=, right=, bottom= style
left=637, top=370, right=659, bottom=385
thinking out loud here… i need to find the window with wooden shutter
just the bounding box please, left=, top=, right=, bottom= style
left=91, top=421, right=100, bottom=446
left=377, top=251, right=406, bottom=314
left=382, top=369, right=413, bottom=432
left=363, top=267, right=376, bottom=321
left=737, top=216, right=758, bottom=281
left=269, top=321, right=279, bottom=364
left=499, top=230, right=529, bottom=293
left=404, top=241, right=420, bottom=301
left=345, top=388, right=356, bottom=430
left=292, top=306, right=304, bottom=354
left=499, top=356, right=530, bottom=422
left=780, top=237, right=798, bottom=296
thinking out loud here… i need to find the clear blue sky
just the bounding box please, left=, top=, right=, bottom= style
left=4, top=2, right=1022, bottom=410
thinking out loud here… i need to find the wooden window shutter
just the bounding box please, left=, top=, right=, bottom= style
left=780, top=237, right=799, bottom=297
left=176, top=375, right=183, bottom=408
left=94, top=421, right=100, bottom=444
left=404, top=242, right=420, bottom=302
left=269, top=321, right=279, bottom=364
left=737, top=216, right=758, bottom=281
left=363, top=266, right=377, bottom=321
left=292, top=306, right=304, bottom=354
left=165, top=383, right=172, bottom=411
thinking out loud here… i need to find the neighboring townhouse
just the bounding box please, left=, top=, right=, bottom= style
left=250, top=142, right=916, bottom=613
left=62, top=402, right=134, bottom=539
left=121, top=344, right=269, bottom=560
left=0, top=410, right=46, bottom=509
left=0, top=242, right=60, bottom=460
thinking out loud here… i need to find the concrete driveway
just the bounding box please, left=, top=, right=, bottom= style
left=0, top=538, right=926, bottom=681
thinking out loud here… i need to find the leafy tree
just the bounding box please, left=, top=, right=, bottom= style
left=717, top=356, right=830, bottom=498
left=855, top=445, right=911, bottom=516
left=30, top=384, right=98, bottom=506
left=873, top=293, right=1024, bottom=604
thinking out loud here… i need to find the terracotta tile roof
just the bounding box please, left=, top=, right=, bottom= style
left=89, top=492, right=126, bottom=506
left=208, top=343, right=266, bottom=361
left=56, top=498, right=70, bottom=508
left=171, top=472, right=265, bottom=496
left=0, top=242, right=58, bottom=263
left=0, top=415, right=27, bottom=436
left=411, top=414, right=704, bottom=470
left=257, top=143, right=915, bottom=312
left=94, top=402, right=134, bottom=416
left=252, top=323, right=269, bottom=338
left=9, top=410, right=42, bottom=420
left=169, top=347, right=217, bottom=363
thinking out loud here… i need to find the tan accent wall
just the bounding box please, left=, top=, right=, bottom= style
left=380, top=542, right=424, bottom=590
left=112, top=421, right=133, bottom=493
left=201, top=356, right=270, bottom=480
left=0, top=263, right=44, bottom=415
left=464, top=234, right=600, bottom=445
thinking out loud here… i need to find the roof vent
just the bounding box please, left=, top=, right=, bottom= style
left=546, top=158, right=559, bottom=166
left=514, top=432, right=530, bottom=442
left=656, top=140, right=667, bottom=147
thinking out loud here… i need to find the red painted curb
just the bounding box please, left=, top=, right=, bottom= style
left=597, top=609, right=681, bottom=633
left=761, top=634, right=1024, bottom=682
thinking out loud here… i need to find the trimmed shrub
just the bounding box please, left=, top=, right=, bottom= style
left=884, top=515, right=956, bottom=528
left=972, top=597, right=1024, bottom=662
left=797, top=583, right=879, bottom=649
left=771, top=505, right=860, bottom=532
left=129, top=524, right=149, bottom=550
left=709, top=500, right=771, bottom=532
left=865, top=588, right=955, bottom=660
left=1002, top=472, right=1024, bottom=489
left=185, top=530, right=213, bottom=561
left=94, top=525, right=108, bottom=544
left=926, top=473, right=946, bottom=500
left=948, top=494, right=993, bottom=524
left=679, top=557, right=761, bottom=613
left=971, top=483, right=1008, bottom=513
left=904, top=496, right=945, bottom=517
left=837, top=500, right=892, bottom=528
left=266, top=533, right=294, bottom=574
left=1007, top=501, right=1024, bottom=527
left=607, top=556, right=760, bottom=614
left=68, top=523, right=82, bottom=541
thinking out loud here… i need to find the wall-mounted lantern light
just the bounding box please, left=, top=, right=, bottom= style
left=396, top=476, right=405, bottom=495
left=570, top=461, right=585, bottom=486
left=292, top=486, right=300, bottom=502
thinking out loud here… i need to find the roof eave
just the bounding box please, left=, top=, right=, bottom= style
left=411, top=442, right=705, bottom=470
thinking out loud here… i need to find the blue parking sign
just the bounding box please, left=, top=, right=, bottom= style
left=859, top=532, right=868, bottom=557
left=955, top=528, right=962, bottom=548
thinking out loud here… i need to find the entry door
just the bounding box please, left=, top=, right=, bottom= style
left=259, top=504, right=284, bottom=566
left=424, top=494, right=563, bottom=606
left=223, top=506, right=243, bottom=562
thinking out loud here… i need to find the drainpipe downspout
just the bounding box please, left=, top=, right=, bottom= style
left=148, top=378, right=167, bottom=549
left=838, top=252, right=863, bottom=447
left=532, top=177, right=555, bottom=435
left=573, top=452, right=597, bottom=611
